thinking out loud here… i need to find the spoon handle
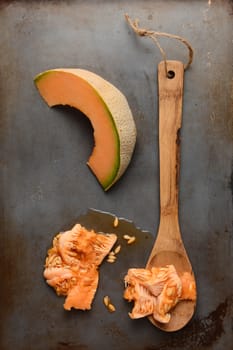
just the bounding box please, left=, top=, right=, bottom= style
left=157, top=61, right=184, bottom=241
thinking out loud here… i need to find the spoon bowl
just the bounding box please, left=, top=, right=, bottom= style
left=146, top=60, right=197, bottom=332
left=147, top=250, right=196, bottom=332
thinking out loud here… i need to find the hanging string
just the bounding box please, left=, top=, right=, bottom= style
left=125, top=14, right=194, bottom=76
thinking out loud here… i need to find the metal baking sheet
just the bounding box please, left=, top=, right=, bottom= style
left=0, top=1, right=232, bottom=349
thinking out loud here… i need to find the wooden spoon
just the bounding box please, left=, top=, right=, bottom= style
left=146, top=60, right=196, bottom=332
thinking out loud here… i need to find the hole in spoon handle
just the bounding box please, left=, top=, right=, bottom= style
left=158, top=60, right=184, bottom=221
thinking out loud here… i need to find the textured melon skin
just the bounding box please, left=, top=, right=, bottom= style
left=34, top=69, right=136, bottom=190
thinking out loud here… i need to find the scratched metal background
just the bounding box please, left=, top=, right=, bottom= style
left=0, top=1, right=232, bottom=349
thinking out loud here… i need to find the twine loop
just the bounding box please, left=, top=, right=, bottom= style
left=125, top=14, right=194, bottom=76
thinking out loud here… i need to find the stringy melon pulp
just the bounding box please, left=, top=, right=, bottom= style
left=34, top=69, right=136, bottom=190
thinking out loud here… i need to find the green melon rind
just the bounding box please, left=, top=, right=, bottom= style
left=34, top=69, right=136, bottom=191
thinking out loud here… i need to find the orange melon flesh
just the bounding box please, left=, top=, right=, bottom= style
left=124, top=265, right=196, bottom=323
left=44, top=223, right=117, bottom=311
left=34, top=69, right=136, bottom=190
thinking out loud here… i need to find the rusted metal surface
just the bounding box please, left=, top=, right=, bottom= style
left=0, top=1, right=232, bottom=349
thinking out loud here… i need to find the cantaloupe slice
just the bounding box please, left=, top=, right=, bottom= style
left=34, top=69, right=137, bottom=190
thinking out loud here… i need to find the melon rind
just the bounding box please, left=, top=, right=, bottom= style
left=34, top=69, right=137, bottom=191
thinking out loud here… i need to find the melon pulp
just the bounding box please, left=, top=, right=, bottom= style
left=34, top=69, right=137, bottom=191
